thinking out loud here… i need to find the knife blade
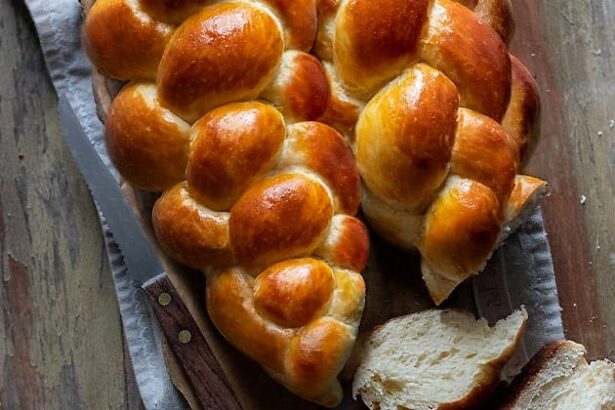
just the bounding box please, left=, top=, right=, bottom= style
left=58, top=96, right=161, bottom=284
left=472, top=247, right=530, bottom=379
left=58, top=94, right=241, bottom=409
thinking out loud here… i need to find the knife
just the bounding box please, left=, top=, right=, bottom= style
left=472, top=246, right=530, bottom=379
left=58, top=94, right=242, bottom=410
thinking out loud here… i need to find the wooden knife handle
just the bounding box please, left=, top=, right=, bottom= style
left=143, top=275, right=242, bottom=410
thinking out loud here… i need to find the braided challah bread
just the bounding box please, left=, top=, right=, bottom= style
left=109, top=97, right=368, bottom=406
left=83, top=0, right=545, bottom=405
left=313, top=0, right=546, bottom=304
left=84, top=0, right=367, bottom=406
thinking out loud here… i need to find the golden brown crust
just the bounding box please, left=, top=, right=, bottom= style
left=504, top=175, right=548, bottom=225
left=473, top=0, right=514, bottom=44
left=157, top=3, right=284, bottom=121
left=313, top=0, right=339, bottom=61
left=311, top=0, right=541, bottom=304
left=187, top=102, right=286, bottom=211
left=207, top=269, right=291, bottom=372
left=262, top=52, right=331, bottom=123
left=152, top=183, right=233, bottom=270
left=286, top=318, right=353, bottom=403
left=420, top=177, right=502, bottom=303
left=360, top=187, right=425, bottom=248
left=356, top=64, right=458, bottom=207
left=283, top=122, right=361, bottom=214
left=498, top=340, right=578, bottom=409
left=318, top=92, right=361, bottom=137
left=257, top=0, right=318, bottom=51
left=82, top=0, right=173, bottom=80
left=139, top=0, right=207, bottom=24
left=254, top=258, right=335, bottom=327
left=84, top=0, right=543, bottom=401
left=503, top=55, right=541, bottom=162
left=317, top=62, right=363, bottom=137
left=229, top=174, right=333, bottom=268
left=451, top=108, right=519, bottom=203
left=334, top=0, right=429, bottom=97
left=206, top=259, right=364, bottom=407
left=315, top=215, right=369, bottom=272
left=104, top=83, right=190, bottom=191
left=453, top=0, right=515, bottom=43
left=144, top=103, right=364, bottom=406
left=420, top=0, right=511, bottom=121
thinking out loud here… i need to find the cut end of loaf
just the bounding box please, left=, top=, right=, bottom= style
left=421, top=263, right=465, bottom=306
left=421, top=175, right=548, bottom=306
left=500, top=175, right=549, bottom=244
left=353, top=307, right=527, bottom=410
left=501, top=340, right=615, bottom=410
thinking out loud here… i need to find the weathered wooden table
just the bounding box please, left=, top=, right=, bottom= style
left=0, top=0, right=613, bottom=408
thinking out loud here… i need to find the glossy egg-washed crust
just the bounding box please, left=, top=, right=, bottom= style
left=83, top=0, right=543, bottom=405
left=315, top=0, right=545, bottom=304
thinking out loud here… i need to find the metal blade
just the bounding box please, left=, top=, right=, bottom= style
left=472, top=247, right=530, bottom=378
left=58, top=94, right=163, bottom=284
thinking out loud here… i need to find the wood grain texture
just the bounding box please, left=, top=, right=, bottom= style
left=0, top=0, right=143, bottom=408
left=143, top=275, right=242, bottom=410
left=511, top=0, right=615, bottom=360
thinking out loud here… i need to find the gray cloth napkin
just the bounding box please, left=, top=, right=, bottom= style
left=23, top=0, right=564, bottom=408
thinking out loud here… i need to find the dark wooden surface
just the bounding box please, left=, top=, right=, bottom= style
left=0, top=0, right=143, bottom=408
left=511, top=0, right=615, bottom=360
left=0, top=0, right=613, bottom=408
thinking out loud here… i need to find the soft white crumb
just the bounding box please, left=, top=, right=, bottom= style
left=580, top=195, right=587, bottom=205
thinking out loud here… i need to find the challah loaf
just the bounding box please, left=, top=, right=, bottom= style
left=353, top=308, right=528, bottom=410
left=314, top=0, right=546, bottom=304
left=84, top=1, right=368, bottom=406
left=83, top=0, right=546, bottom=404
left=500, top=340, right=615, bottom=410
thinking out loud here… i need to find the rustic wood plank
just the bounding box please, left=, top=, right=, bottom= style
left=0, top=0, right=143, bottom=408
left=511, top=0, right=615, bottom=359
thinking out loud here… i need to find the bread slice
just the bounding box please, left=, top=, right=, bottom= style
left=352, top=308, right=527, bottom=410
left=501, top=340, right=615, bottom=409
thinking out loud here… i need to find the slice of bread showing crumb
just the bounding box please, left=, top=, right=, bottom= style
left=500, top=340, right=615, bottom=410
left=352, top=308, right=527, bottom=410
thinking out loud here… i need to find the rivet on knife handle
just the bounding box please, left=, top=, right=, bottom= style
left=144, top=275, right=242, bottom=410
